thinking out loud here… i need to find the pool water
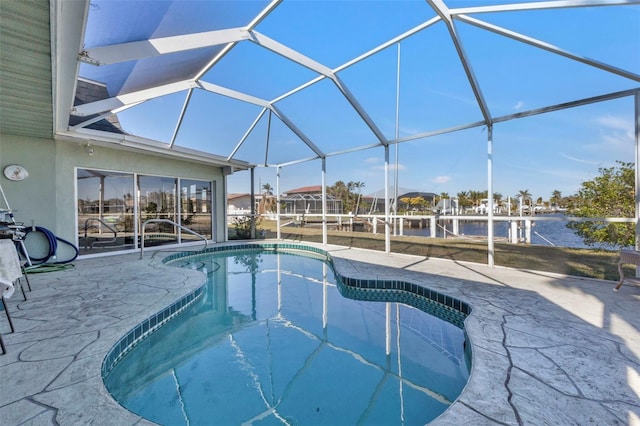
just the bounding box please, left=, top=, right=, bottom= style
left=104, top=249, right=470, bottom=425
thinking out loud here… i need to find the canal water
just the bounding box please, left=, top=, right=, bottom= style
left=400, top=214, right=603, bottom=249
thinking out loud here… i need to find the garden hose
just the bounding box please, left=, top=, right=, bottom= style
left=20, top=226, right=79, bottom=265
left=24, top=263, right=75, bottom=273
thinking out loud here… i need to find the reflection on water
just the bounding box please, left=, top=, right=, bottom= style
left=104, top=251, right=470, bottom=426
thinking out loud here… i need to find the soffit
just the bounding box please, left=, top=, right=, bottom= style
left=0, top=0, right=53, bottom=140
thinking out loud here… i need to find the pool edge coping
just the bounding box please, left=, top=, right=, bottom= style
left=100, top=241, right=476, bottom=423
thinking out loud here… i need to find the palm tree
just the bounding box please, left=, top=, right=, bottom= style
left=329, top=181, right=353, bottom=212
left=258, top=183, right=275, bottom=214
left=550, top=190, right=562, bottom=207
left=352, top=181, right=365, bottom=214
left=456, top=191, right=469, bottom=207
left=435, top=192, right=449, bottom=207
left=517, top=189, right=531, bottom=202
left=517, top=189, right=532, bottom=214
left=456, top=191, right=470, bottom=210
left=469, top=190, right=482, bottom=208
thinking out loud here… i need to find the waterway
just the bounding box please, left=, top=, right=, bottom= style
left=401, top=214, right=601, bottom=250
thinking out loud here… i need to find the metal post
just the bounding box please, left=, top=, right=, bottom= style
left=635, top=93, right=639, bottom=276
left=276, top=166, right=281, bottom=240
left=250, top=167, right=256, bottom=239
left=99, top=176, right=104, bottom=234
left=222, top=176, right=228, bottom=242
left=393, top=43, right=401, bottom=237
left=487, top=124, right=495, bottom=267
left=322, top=158, right=327, bottom=246
left=385, top=146, right=391, bottom=253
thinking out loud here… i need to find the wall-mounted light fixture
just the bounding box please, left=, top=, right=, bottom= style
left=85, top=142, right=95, bottom=156
left=3, top=164, right=29, bottom=181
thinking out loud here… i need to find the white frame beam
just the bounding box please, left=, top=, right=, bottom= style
left=635, top=92, right=640, bottom=253
left=269, top=105, right=325, bottom=158
left=228, top=108, right=269, bottom=161
left=385, top=146, right=391, bottom=253
left=263, top=89, right=639, bottom=168
left=79, top=28, right=250, bottom=65
left=331, top=75, right=389, bottom=146
left=487, top=125, right=495, bottom=267
left=427, top=0, right=492, bottom=125
left=276, top=166, right=282, bottom=240
left=249, top=31, right=334, bottom=77
left=169, top=88, right=194, bottom=148
left=198, top=81, right=270, bottom=107
left=322, top=158, right=327, bottom=246
left=59, top=0, right=640, bottom=270
left=69, top=102, right=141, bottom=130
left=248, top=30, right=389, bottom=146
left=52, top=0, right=89, bottom=135
left=457, top=14, right=640, bottom=82
left=451, top=0, right=640, bottom=15
left=72, top=80, right=195, bottom=116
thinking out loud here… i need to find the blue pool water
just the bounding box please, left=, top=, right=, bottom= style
left=104, top=248, right=470, bottom=425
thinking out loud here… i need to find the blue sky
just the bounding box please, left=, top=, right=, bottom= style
left=82, top=0, right=639, bottom=201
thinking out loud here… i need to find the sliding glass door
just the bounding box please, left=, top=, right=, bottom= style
left=180, top=179, right=213, bottom=241
left=77, top=169, right=135, bottom=254
left=77, top=169, right=214, bottom=255
left=138, top=175, right=178, bottom=247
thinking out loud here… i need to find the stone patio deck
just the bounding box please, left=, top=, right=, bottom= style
left=1, top=241, right=638, bottom=425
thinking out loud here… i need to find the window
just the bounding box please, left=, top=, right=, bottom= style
left=77, top=169, right=135, bottom=254
left=180, top=179, right=212, bottom=241
left=77, top=169, right=214, bottom=255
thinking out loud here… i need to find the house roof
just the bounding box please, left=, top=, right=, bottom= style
left=283, top=185, right=323, bottom=195
left=227, top=193, right=250, bottom=200
left=398, top=192, right=438, bottom=200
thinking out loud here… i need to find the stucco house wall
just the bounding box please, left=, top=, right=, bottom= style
left=0, top=134, right=228, bottom=249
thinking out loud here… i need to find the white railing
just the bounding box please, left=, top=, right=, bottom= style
left=83, top=218, right=119, bottom=249
left=267, top=212, right=636, bottom=245
left=140, top=219, right=209, bottom=259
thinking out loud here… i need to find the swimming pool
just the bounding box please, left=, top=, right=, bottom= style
left=103, top=245, right=471, bottom=425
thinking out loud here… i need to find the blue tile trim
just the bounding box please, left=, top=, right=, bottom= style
left=164, top=242, right=472, bottom=327
left=101, top=285, right=205, bottom=379
left=104, top=242, right=473, bottom=380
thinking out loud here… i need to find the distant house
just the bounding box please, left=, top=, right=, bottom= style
left=284, top=185, right=323, bottom=196
left=365, top=191, right=437, bottom=214
left=398, top=192, right=437, bottom=211
left=227, top=193, right=252, bottom=213
left=434, top=198, right=456, bottom=214
left=281, top=186, right=342, bottom=214
left=228, top=187, right=343, bottom=216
